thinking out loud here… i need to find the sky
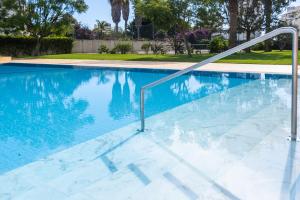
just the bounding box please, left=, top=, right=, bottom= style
left=74, top=0, right=133, bottom=28
left=74, top=0, right=300, bottom=28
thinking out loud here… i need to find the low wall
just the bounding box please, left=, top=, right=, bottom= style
left=72, top=40, right=169, bottom=53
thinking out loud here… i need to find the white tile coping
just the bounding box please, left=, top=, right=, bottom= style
left=10, top=59, right=296, bottom=75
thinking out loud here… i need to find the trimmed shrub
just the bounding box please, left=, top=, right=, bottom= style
left=0, top=36, right=36, bottom=56
left=151, top=43, right=166, bottom=54
left=251, top=42, right=265, bottom=51
left=209, top=37, right=228, bottom=53
left=141, top=43, right=151, bottom=54
left=114, top=43, right=132, bottom=54
left=110, top=47, right=117, bottom=54
left=0, top=36, right=73, bottom=56
left=98, top=45, right=110, bottom=54
left=40, top=37, right=73, bottom=54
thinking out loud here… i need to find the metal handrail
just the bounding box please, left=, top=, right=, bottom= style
left=140, top=27, right=298, bottom=141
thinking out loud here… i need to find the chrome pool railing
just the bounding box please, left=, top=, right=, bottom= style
left=140, top=27, right=299, bottom=141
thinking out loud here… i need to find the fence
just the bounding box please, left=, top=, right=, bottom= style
left=72, top=40, right=170, bottom=53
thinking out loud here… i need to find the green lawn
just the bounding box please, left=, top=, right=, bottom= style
left=26, top=50, right=297, bottom=65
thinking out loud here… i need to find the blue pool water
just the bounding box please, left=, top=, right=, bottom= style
left=0, top=63, right=291, bottom=174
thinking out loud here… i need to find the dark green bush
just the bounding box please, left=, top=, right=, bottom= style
left=110, top=48, right=117, bottom=54
left=151, top=43, right=166, bottom=54
left=40, top=37, right=73, bottom=54
left=98, top=45, right=110, bottom=54
left=0, top=36, right=73, bottom=56
left=209, top=37, right=228, bottom=53
left=114, top=43, right=132, bottom=54
left=251, top=42, right=265, bottom=51
left=141, top=43, right=151, bottom=54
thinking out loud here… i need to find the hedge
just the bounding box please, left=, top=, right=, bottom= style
left=239, top=36, right=300, bottom=51
left=0, top=36, right=73, bottom=56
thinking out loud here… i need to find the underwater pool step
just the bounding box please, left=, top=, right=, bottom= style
left=76, top=133, right=232, bottom=199
left=88, top=96, right=296, bottom=199
left=0, top=123, right=141, bottom=198
left=87, top=129, right=240, bottom=199
left=142, top=99, right=289, bottom=181
left=78, top=78, right=292, bottom=198
left=77, top=166, right=148, bottom=199
left=127, top=163, right=151, bottom=186
left=163, top=172, right=199, bottom=200
left=130, top=171, right=203, bottom=200
left=215, top=126, right=300, bottom=200
left=127, top=152, right=238, bottom=200
left=145, top=78, right=288, bottom=142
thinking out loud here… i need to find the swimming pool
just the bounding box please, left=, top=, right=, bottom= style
left=0, top=63, right=299, bottom=199
left=0, top=63, right=254, bottom=174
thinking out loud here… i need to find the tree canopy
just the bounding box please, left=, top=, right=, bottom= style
left=0, top=0, right=88, bottom=37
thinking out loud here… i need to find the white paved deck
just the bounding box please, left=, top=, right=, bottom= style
left=11, top=59, right=296, bottom=75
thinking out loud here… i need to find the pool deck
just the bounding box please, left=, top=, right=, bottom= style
left=11, top=59, right=295, bottom=75
left=0, top=57, right=12, bottom=63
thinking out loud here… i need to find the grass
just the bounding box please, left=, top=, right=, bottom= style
left=23, top=50, right=297, bottom=65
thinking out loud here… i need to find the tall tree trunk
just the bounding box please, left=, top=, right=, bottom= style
left=184, top=34, right=192, bottom=57
left=124, top=21, right=128, bottom=32
left=245, top=30, right=251, bottom=53
left=137, top=26, right=141, bottom=40
left=152, top=23, right=155, bottom=40
left=115, top=23, right=119, bottom=33
left=135, top=16, right=142, bottom=40
left=228, top=0, right=238, bottom=48
left=122, top=0, right=129, bottom=33
left=264, top=0, right=272, bottom=52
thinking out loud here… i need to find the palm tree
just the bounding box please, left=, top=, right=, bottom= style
left=228, top=0, right=238, bottom=48
left=108, top=0, right=122, bottom=32
left=95, top=20, right=110, bottom=39
left=122, top=0, right=130, bottom=31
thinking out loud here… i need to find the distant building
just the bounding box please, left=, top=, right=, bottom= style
left=281, top=6, right=300, bottom=35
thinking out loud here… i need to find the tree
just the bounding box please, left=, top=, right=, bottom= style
left=194, top=1, right=224, bottom=32
left=26, top=0, right=88, bottom=55
left=137, top=0, right=194, bottom=54
left=74, top=22, right=94, bottom=40
left=238, top=0, right=264, bottom=52
left=168, top=0, right=194, bottom=56
left=263, top=0, right=295, bottom=52
left=122, top=0, right=130, bottom=30
left=128, top=18, right=153, bottom=40
left=131, top=0, right=143, bottom=40
left=264, top=0, right=273, bottom=51
left=94, top=20, right=110, bottom=39
left=0, top=0, right=27, bottom=35
left=137, top=0, right=174, bottom=32
left=0, top=0, right=88, bottom=55
left=25, top=0, right=87, bottom=38
left=109, top=0, right=122, bottom=32
left=228, top=0, right=238, bottom=48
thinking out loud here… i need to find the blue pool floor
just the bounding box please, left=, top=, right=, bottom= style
left=1, top=79, right=300, bottom=200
